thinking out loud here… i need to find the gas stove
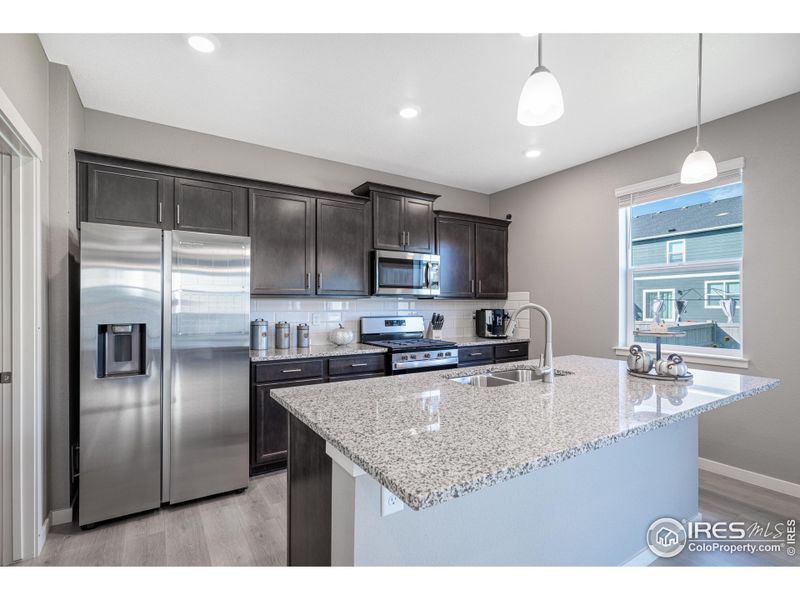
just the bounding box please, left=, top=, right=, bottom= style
left=361, top=316, right=458, bottom=374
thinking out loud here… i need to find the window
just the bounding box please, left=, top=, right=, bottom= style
left=666, top=239, right=686, bottom=263
left=705, top=280, right=740, bottom=309
left=642, top=289, right=675, bottom=321
left=617, top=158, right=744, bottom=356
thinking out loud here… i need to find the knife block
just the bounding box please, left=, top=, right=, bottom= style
left=424, top=323, right=444, bottom=340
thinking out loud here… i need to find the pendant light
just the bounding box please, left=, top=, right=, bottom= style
left=517, top=34, right=564, bottom=126
left=680, top=33, right=717, bottom=184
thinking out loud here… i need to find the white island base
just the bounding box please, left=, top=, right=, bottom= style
left=328, top=418, right=698, bottom=566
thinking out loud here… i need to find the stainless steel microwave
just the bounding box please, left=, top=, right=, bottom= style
left=373, top=250, right=440, bottom=297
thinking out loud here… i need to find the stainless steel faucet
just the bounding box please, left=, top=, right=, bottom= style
left=505, top=303, right=554, bottom=383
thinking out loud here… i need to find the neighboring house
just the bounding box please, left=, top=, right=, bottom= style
left=632, top=195, right=742, bottom=349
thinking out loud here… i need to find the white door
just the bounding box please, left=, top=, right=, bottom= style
left=1, top=151, right=12, bottom=565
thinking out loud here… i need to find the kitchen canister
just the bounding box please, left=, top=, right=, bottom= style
left=275, top=321, right=291, bottom=349
left=297, top=323, right=310, bottom=348
left=250, top=319, right=269, bottom=351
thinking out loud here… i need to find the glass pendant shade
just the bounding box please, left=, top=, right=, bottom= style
left=516, top=66, right=564, bottom=126
left=680, top=149, right=717, bottom=184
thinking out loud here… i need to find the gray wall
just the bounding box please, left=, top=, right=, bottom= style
left=0, top=34, right=50, bottom=145
left=82, top=110, right=492, bottom=216
left=46, top=63, right=84, bottom=513
left=490, top=92, right=800, bottom=485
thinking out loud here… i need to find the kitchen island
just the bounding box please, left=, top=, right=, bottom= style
left=272, top=355, right=778, bottom=566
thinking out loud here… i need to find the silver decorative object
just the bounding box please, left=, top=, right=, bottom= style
left=651, top=298, right=666, bottom=324
left=721, top=298, right=737, bottom=324
left=328, top=323, right=355, bottom=346
left=674, top=299, right=688, bottom=323
left=627, top=344, right=654, bottom=374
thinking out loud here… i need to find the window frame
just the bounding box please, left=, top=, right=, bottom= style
left=666, top=239, right=686, bottom=264
left=618, top=160, right=745, bottom=361
left=704, top=279, right=741, bottom=309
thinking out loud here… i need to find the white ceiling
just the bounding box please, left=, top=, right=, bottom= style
left=39, top=33, right=800, bottom=194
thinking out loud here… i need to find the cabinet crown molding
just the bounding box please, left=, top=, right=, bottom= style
left=351, top=181, right=440, bottom=202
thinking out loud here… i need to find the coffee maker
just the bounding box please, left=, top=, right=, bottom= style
left=475, top=309, right=510, bottom=338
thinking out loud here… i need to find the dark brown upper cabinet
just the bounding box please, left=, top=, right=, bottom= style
left=435, top=215, right=476, bottom=298
left=352, top=182, right=438, bottom=254
left=435, top=211, right=510, bottom=299
left=174, top=178, right=248, bottom=236
left=475, top=222, right=509, bottom=298
left=316, top=197, right=371, bottom=296
left=85, top=163, right=173, bottom=229
left=250, top=190, right=315, bottom=296
left=373, top=193, right=405, bottom=251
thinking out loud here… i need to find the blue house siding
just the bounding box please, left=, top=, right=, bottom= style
left=632, top=227, right=742, bottom=267
left=633, top=273, right=741, bottom=324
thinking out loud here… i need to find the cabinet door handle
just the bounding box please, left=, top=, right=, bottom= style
left=470, top=279, right=475, bottom=294
left=478, top=280, right=482, bottom=294
left=405, top=231, right=410, bottom=246
left=305, top=272, right=310, bottom=289
left=400, top=231, right=405, bottom=246
left=469, top=352, right=483, bottom=356
left=351, top=363, right=368, bottom=367
left=508, top=349, right=520, bottom=353
left=281, top=368, right=303, bottom=374
left=316, top=273, right=321, bottom=289
left=176, top=204, right=181, bottom=225
left=158, top=201, right=163, bottom=223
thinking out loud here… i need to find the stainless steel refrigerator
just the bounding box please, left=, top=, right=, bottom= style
left=78, top=222, right=250, bottom=527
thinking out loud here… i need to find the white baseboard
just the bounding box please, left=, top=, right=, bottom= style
left=621, top=512, right=702, bottom=567
left=50, top=506, right=73, bottom=526
left=37, top=516, right=50, bottom=555
left=699, top=458, right=800, bottom=499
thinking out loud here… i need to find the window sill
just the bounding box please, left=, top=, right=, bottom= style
left=613, top=346, right=749, bottom=369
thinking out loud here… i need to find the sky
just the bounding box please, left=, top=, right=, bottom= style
left=632, top=182, right=743, bottom=217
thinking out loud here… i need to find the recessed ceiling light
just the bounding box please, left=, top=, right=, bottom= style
left=524, top=149, right=542, bottom=158
left=399, top=106, right=420, bottom=119
left=187, top=34, right=218, bottom=53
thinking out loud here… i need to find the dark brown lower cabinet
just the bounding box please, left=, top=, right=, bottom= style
left=252, top=378, right=324, bottom=474
left=250, top=356, right=386, bottom=475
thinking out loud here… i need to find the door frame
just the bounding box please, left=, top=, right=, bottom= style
left=0, top=83, right=45, bottom=563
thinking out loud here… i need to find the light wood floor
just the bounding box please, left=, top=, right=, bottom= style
left=16, top=469, right=800, bottom=566
left=20, top=470, right=288, bottom=567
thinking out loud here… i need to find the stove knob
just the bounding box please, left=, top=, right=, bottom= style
left=437, top=352, right=443, bottom=357
left=445, top=351, right=452, bottom=357
left=424, top=353, right=431, bottom=358
left=401, top=355, right=409, bottom=361
left=410, top=354, right=417, bottom=360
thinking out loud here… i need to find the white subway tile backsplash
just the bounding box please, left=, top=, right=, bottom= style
left=248, top=291, right=529, bottom=347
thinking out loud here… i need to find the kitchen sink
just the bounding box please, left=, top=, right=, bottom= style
left=492, top=368, right=571, bottom=382
left=449, top=374, right=517, bottom=387
left=449, top=367, right=573, bottom=387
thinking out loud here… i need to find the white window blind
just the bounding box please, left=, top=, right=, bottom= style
left=616, top=157, right=744, bottom=208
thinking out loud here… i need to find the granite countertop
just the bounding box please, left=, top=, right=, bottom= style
left=251, top=337, right=529, bottom=361
left=271, top=355, right=779, bottom=511
left=250, top=343, right=387, bottom=362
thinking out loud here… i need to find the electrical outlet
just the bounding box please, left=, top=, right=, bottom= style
left=380, top=486, right=404, bottom=516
